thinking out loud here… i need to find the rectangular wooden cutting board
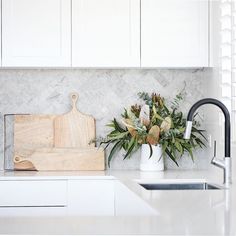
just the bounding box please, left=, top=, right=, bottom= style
left=13, top=93, right=104, bottom=171
left=14, top=114, right=56, bottom=158
left=14, top=148, right=105, bottom=171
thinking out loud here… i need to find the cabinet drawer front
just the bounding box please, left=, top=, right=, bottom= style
left=0, top=180, right=67, bottom=207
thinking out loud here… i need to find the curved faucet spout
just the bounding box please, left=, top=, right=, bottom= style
left=184, top=98, right=231, bottom=186
left=184, top=98, right=230, bottom=158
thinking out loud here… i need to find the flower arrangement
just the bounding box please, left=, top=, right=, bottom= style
left=100, top=92, right=207, bottom=167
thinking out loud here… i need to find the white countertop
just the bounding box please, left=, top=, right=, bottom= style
left=0, top=169, right=236, bottom=235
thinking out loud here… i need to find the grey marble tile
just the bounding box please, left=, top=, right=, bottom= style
left=0, top=69, right=211, bottom=170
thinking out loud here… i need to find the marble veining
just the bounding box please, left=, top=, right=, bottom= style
left=0, top=69, right=211, bottom=170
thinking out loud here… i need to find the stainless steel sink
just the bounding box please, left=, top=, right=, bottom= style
left=139, top=182, right=223, bottom=190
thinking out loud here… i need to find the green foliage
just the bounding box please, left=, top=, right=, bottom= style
left=100, top=92, right=207, bottom=167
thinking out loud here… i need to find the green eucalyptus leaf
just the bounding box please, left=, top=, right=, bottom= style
left=175, top=141, right=183, bottom=154
left=127, top=136, right=136, bottom=151
left=107, top=131, right=129, bottom=140
left=163, top=105, right=171, bottom=115
left=191, top=134, right=206, bottom=146
left=106, top=123, right=115, bottom=128
left=113, top=118, right=126, bottom=132
left=165, top=148, right=179, bottom=166
left=188, top=148, right=194, bottom=162
left=178, top=127, right=185, bottom=133
left=195, top=137, right=207, bottom=148
left=162, top=141, right=168, bottom=153
left=104, top=140, right=114, bottom=150
left=108, top=141, right=122, bottom=167
left=148, top=143, right=153, bottom=159
left=123, top=137, right=136, bottom=160
left=154, top=113, right=164, bottom=121
left=171, top=134, right=175, bottom=144
left=176, top=112, right=183, bottom=126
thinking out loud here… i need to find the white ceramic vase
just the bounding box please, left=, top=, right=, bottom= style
left=140, top=144, right=164, bottom=171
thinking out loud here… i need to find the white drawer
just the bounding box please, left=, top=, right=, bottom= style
left=0, top=180, right=67, bottom=207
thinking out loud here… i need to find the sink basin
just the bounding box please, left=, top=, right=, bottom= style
left=139, top=182, right=223, bottom=190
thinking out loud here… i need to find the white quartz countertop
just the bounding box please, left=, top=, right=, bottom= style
left=0, top=169, right=236, bottom=235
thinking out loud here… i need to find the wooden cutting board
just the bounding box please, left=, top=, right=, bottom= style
left=14, top=114, right=56, bottom=158
left=14, top=148, right=105, bottom=171
left=54, top=93, right=96, bottom=148
left=12, top=93, right=104, bottom=171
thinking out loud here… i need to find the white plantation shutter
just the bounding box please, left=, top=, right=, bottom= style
left=232, top=0, right=236, bottom=143
left=219, top=0, right=234, bottom=142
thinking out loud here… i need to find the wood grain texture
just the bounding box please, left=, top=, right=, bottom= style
left=14, top=159, right=36, bottom=171
left=54, top=93, right=96, bottom=148
left=13, top=93, right=102, bottom=171
left=14, top=148, right=105, bottom=171
left=14, top=114, right=56, bottom=160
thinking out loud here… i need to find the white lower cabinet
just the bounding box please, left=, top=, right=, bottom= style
left=0, top=180, right=68, bottom=207
left=0, top=178, right=157, bottom=216
left=0, top=179, right=114, bottom=215
left=67, top=180, right=115, bottom=215
left=0, top=179, right=115, bottom=216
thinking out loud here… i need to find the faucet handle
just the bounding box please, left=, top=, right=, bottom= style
left=213, top=140, right=217, bottom=158
left=211, top=140, right=216, bottom=164
left=211, top=140, right=225, bottom=168
left=211, top=140, right=217, bottom=163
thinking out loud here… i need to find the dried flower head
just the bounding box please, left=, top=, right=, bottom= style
left=131, top=104, right=141, bottom=117
left=152, top=93, right=164, bottom=107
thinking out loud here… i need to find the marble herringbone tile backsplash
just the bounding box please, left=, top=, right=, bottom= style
left=0, top=69, right=212, bottom=170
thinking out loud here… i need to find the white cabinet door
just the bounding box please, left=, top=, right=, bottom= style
left=141, top=0, right=209, bottom=67
left=72, top=0, right=140, bottom=67
left=0, top=180, right=67, bottom=207
left=68, top=180, right=114, bottom=215
left=2, top=0, right=71, bottom=67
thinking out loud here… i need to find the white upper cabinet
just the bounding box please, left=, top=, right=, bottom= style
left=0, top=0, right=209, bottom=68
left=141, top=0, right=209, bottom=67
left=72, top=0, right=140, bottom=67
left=2, top=0, right=71, bottom=67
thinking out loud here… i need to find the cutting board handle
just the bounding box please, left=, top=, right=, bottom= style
left=14, top=156, right=37, bottom=170
left=14, top=156, right=22, bottom=163
left=70, top=93, right=79, bottom=111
